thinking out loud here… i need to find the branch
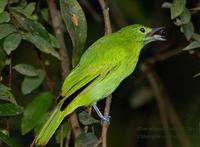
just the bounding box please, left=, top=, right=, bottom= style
left=98, top=0, right=112, bottom=147
left=47, top=0, right=81, bottom=141
left=98, top=0, right=112, bottom=35
left=140, top=62, right=192, bottom=147
left=47, top=0, right=70, bottom=77
left=140, top=63, right=172, bottom=147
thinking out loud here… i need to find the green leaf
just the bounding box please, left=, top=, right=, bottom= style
left=3, top=33, right=22, bottom=55
left=12, top=3, right=36, bottom=19
left=13, top=11, right=58, bottom=48
left=76, top=133, right=98, bottom=147
left=180, top=8, right=191, bottom=24
left=0, top=11, right=10, bottom=23
left=0, top=24, right=16, bottom=40
left=192, top=33, right=200, bottom=42
left=24, top=2, right=36, bottom=16
left=48, top=33, right=60, bottom=48
left=34, top=113, right=49, bottom=135
left=0, top=131, right=18, bottom=147
left=78, top=111, right=99, bottom=125
left=21, top=69, right=45, bottom=94
left=13, top=64, right=38, bottom=77
left=170, top=0, right=186, bottom=19
left=0, top=83, right=16, bottom=104
left=55, top=122, right=69, bottom=144
left=183, top=41, right=200, bottom=50
left=180, top=22, right=194, bottom=40
left=23, top=33, right=60, bottom=59
left=60, top=0, right=87, bottom=66
left=0, top=103, right=23, bottom=116
left=0, top=0, right=7, bottom=13
left=21, top=92, right=52, bottom=135
left=41, top=8, right=50, bottom=23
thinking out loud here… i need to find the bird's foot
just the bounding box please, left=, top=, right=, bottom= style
left=100, top=115, right=111, bottom=125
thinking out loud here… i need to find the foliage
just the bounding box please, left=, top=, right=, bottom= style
left=162, top=0, right=200, bottom=50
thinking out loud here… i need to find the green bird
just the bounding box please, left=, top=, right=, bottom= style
left=35, top=24, right=166, bottom=146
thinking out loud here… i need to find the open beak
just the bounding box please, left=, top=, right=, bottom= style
left=146, top=27, right=167, bottom=41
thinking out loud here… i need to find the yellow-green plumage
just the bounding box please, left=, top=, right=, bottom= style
left=35, top=24, right=166, bottom=146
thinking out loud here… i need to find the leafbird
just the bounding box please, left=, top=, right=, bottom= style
left=35, top=24, right=166, bottom=146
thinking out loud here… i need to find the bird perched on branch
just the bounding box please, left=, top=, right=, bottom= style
left=35, top=24, right=166, bottom=146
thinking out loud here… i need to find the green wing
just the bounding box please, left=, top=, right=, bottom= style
left=60, top=34, right=127, bottom=103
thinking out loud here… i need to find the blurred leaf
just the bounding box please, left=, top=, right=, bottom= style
left=60, top=0, right=87, bottom=66
left=183, top=41, right=200, bottom=50
left=24, top=2, right=36, bottom=16
left=193, top=72, right=200, bottom=78
left=34, top=113, right=49, bottom=135
left=170, top=0, right=186, bottom=19
left=130, top=87, right=153, bottom=108
left=0, top=103, right=23, bottom=116
left=13, top=11, right=59, bottom=50
left=0, top=24, right=16, bottom=40
left=21, top=92, right=52, bottom=135
left=0, top=0, right=7, bottom=13
left=192, top=33, right=200, bottom=42
left=181, top=22, right=194, bottom=40
left=180, top=8, right=191, bottom=24
left=3, top=33, right=22, bottom=55
left=12, top=3, right=36, bottom=19
left=0, top=83, right=16, bottom=104
left=41, top=8, right=50, bottom=23
left=0, top=11, right=10, bottom=23
left=78, top=111, right=99, bottom=125
left=76, top=133, right=98, bottom=147
left=49, top=33, right=60, bottom=48
left=161, top=2, right=172, bottom=8
left=21, top=69, right=45, bottom=95
left=13, top=64, right=38, bottom=77
left=55, top=122, right=69, bottom=144
left=0, top=131, right=18, bottom=147
left=23, top=33, right=60, bottom=59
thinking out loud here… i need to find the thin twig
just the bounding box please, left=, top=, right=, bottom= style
left=47, top=0, right=81, bottom=142
left=98, top=0, right=112, bottom=147
left=60, top=125, right=64, bottom=147
left=65, top=127, right=71, bottom=147
left=140, top=63, right=172, bottom=147
left=47, top=0, right=70, bottom=77
left=98, top=0, right=112, bottom=35
left=79, top=0, right=101, bottom=22
left=84, top=107, right=92, bottom=133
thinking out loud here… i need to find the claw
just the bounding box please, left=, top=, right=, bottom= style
left=93, top=104, right=111, bottom=125
left=100, top=115, right=111, bottom=125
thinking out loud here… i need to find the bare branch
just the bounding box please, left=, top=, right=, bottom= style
left=140, top=63, right=172, bottom=147
left=98, top=1, right=112, bottom=146
left=47, top=0, right=81, bottom=141
left=140, top=61, right=192, bottom=147
left=98, top=0, right=112, bottom=35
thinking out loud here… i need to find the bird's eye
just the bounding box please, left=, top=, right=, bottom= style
left=140, top=28, right=145, bottom=33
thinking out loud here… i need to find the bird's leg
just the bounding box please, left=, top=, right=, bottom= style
left=92, top=104, right=111, bottom=124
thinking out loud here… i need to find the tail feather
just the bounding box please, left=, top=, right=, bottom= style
left=34, top=107, right=65, bottom=146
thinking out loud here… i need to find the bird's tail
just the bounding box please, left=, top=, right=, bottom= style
left=34, top=106, right=65, bottom=147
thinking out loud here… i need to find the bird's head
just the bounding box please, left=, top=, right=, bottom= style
left=120, top=24, right=167, bottom=46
